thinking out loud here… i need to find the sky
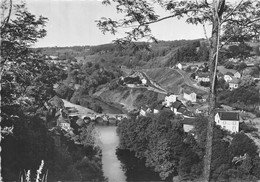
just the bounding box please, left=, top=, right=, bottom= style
left=25, top=0, right=212, bottom=47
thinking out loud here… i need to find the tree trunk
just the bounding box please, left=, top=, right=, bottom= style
left=203, top=0, right=224, bottom=181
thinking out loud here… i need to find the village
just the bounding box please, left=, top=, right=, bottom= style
left=49, top=52, right=260, bottom=138
left=128, top=56, right=260, bottom=136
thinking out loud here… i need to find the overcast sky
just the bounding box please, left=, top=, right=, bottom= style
left=26, top=0, right=212, bottom=47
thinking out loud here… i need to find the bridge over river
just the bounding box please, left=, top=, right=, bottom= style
left=63, top=99, right=163, bottom=182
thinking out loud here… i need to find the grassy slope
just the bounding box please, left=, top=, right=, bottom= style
left=63, top=99, right=96, bottom=115
left=144, top=68, right=184, bottom=93
left=95, top=86, right=145, bottom=111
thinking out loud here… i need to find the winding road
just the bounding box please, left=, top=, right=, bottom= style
left=174, top=68, right=209, bottom=93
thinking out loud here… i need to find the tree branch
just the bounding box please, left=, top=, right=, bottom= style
left=1, top=0, right=12, bottom=29
left=221, top=0, right=244, bottom=24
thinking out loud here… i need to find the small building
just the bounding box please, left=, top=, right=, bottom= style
left=176, top=63, right=182, bottom=70
left=215, top=111, right=240, bottom=133
left=164, top=94, right=177, bottom=107
left=59, top=121, right=71, bottom=131
left=234, top=71, right=241, bottom=79
left=196, top=72, right=210, bottom=82
left=229, top=78, right=239, bottom=90
left=171, top=101, right=183, bottom=114
left=183, top=90, right=197, bottom=103
left=224, top=72, right=234, bottom=82
left=178, top=108, right=195, bottom=118
left=141, top=78, right=147, bottom=85
left=140, top=106, right=151, bottom=116
left=153, top=105, right=162, bottom=114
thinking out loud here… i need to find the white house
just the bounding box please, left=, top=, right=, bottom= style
left=215, top=111, right=240, bottom=133
left=164, top=94, right=177, bottom=107
left=183, top=124, right=194, bottom=132
left=140, top=106, right=151, bottom=116
left=141, top=78, right=147, bottom=85
left=59, top=121, right=71, bottom=132
left=224, top=72, right=234, bottom=82
left=196, top=72, right=210, bottom=82
left=229, top=78, right=239, bottom=90
left=153, top=105, right=161, bottom=114
left=183, top=90, right=197, bottom=102
left=176, top=63, right=182, bottom=70
left=234, top=71, right=241, bottom=79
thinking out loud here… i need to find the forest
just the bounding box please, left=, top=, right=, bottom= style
left=117, top=112, right=260, bottom=181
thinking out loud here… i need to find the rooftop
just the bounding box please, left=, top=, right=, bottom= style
left=197, top=72, right=210, bottom=77
left=217, top=111, right=239, bottom=121
left=172, top=101, right=183, bottom=109
left=225, top=72, right=234, bottom=76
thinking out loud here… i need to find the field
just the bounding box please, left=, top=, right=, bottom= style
left=143, top=68, right=184, bottom=93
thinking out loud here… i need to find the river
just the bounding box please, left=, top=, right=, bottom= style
left=97, top=126, right=127, bottom=182
left=97, top=126, right=166, bottom=182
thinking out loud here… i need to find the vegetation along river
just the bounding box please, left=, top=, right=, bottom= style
left=97, top=126, right=166, bottom=182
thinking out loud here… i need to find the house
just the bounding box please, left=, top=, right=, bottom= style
left=171, top=101, right=183, bottom=114
left=196, top=72, right=210, bottom=82
left=229, top=78, right=239, bottom=90
left=183, top=90, right=197, bottom=102
left=183, top=124, right=194, bottom=132
left=177, top=108, right=195, bottom=118
left=176, top=63, right=182, bottom=70
left=163, top=94, right=177, bottom=107
left=224, top=72, right=234, bottom=82
left=140, top=106, right=151, bottom=116
left=59, top=121, right=71, bottom=131
left=180, top=117, right=196, bottom=132
left=234, top=71, right=241, bottom=79
left=215, top=111, right=240, bottom=133
left=153, top=105, right=162, bottom=114
left=141, top=78, right=147, bottom=85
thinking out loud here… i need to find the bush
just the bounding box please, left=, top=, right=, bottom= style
left=239, top=122, right=258, bottom=133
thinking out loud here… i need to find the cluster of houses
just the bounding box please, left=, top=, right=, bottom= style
left=139, top=93, right=241, bottom=133
left=44, top=55, right=78, bottom=71
left=175, top=61, right=246, bottom=91
left=139, top=93, right=194, bottom=118
left=222, top=71, right=241, bottom=90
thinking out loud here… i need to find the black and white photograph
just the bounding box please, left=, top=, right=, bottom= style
left=1, top=0, right=260, bottom=181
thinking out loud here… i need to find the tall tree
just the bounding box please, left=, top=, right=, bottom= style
left=96, top=0, right=260, bottom=181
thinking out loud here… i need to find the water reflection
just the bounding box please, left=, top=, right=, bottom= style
left=97, top=126, right=127, bottom=182
left=97, top=126, right=168, bottom=182
left=116, top=149, right=167, bottom=182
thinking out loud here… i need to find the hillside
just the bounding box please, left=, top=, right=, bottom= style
left=94, top=85, right=165, bottom=111
left=142, top=68, right=208, bottom=95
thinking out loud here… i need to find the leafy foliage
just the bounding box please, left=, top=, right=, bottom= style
left=1, top=1, right=105, bottom=181
left=117, top=114, right=201, bottom=180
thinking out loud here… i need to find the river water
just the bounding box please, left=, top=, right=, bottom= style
left=97, top=126, right=166, bottom=182
left=97, top=126, right=127, bottom=182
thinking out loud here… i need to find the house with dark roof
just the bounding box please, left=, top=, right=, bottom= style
left=140, top=105, right=152, bottom=116
left=229, top=78, right=240, bottom=90
left=196, top=72, right=210, bottom=82
left=153, top=104, right=162, bottom=114
left=215, top=111, right=240, bottom=133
